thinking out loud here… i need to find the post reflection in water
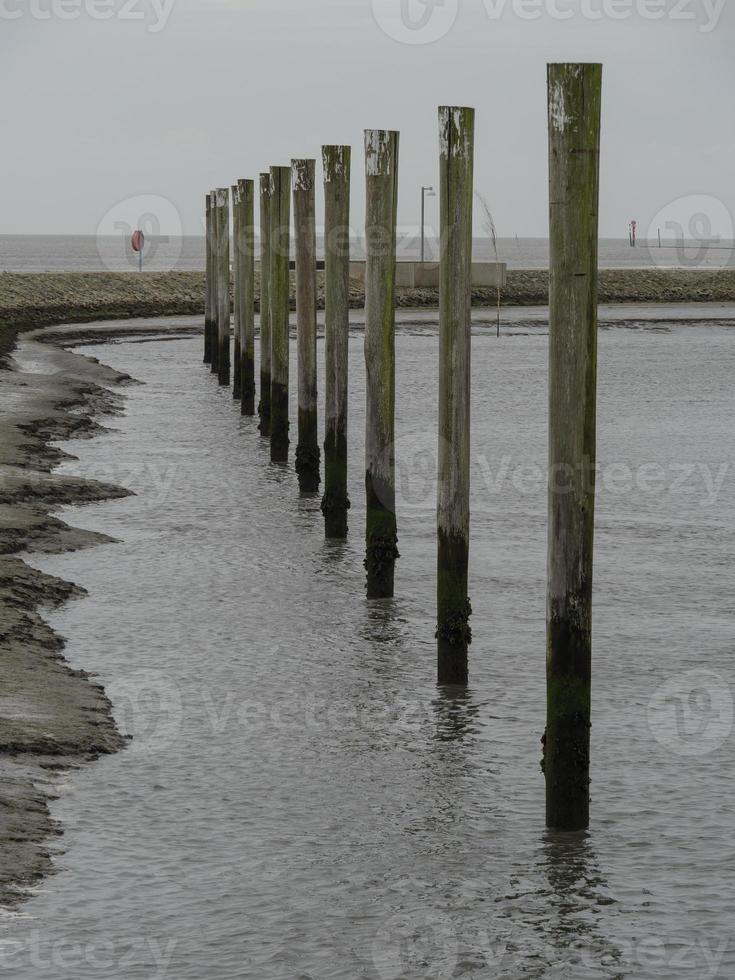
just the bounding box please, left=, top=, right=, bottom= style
left=432, top=685, right=481, bottom=745
left=539, top=830, right=623, bottom=977
left=360, top=596, right=408, bottom=647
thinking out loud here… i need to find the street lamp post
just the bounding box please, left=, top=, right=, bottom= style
left=420, top=185, right=435, bottom=262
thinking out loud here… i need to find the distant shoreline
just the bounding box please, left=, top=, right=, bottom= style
left=3, top=234, right=735, bottom=276
left=2, top=268, right=735, bottom=362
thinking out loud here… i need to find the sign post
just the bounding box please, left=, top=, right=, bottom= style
left=131, top=229, right=145, bottom=271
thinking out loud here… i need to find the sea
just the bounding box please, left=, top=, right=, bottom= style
left=2, top=308, right=734, bottom=978
left=2, top=235, right=735, bottom=272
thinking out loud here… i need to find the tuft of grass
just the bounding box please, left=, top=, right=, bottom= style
left=475, top=192, right=502, bottom=337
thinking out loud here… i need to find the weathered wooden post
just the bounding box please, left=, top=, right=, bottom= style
left=545, top=63, right=602, bottom=832
left=364, top=130, right=400, bottom=597
left=436, top=107, right=474, bottom=686
left=210, top=189, right=220, bottom=376
left=204, top=192, right=213, bottom=364
left=321, top=145, right=351, bottom=538
left=269, top=166, right=291, bottom=463
left=239, top=178, right=256, bottom=416
left=231, top=183, right=242, bottom=400
left=215, top=186, right=231, bottom=386
left=292, top=159, right=320, bottom=493
left=258, top=173, right=272, bottom=435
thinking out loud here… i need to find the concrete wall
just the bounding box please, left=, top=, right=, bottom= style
left=348, top=261, right=506, bottom=288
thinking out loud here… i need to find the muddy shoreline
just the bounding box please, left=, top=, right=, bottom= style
left=0, top=320, right=198, bottom=905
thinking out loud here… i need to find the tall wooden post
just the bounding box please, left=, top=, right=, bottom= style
left=321, top=145, right=351, bottom=538
left=210, top=189, right=220, bottom=376
left=545, top=63, right=602, bottom=832
left=364, top=130, right=400, bottom=598
left=204, top=192, right=213, bottom=364
left=232, top=183, right=242, bottom=400
left=215, top=186, right=231, bottom=386
left=292, top=159, right=320, bottom=493
left=436, top=107, right=474, bottom=686
left=239, top=178, right=256, bottom=416
left=269, top=166, right=291, bottom=463
left=258, top=173, right=272, bottom=436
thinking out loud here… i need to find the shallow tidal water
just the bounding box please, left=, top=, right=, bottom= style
left=4, top=316, right=735, bottom=979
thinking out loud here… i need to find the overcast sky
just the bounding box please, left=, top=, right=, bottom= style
left=2, top=0, right=733, bottom=239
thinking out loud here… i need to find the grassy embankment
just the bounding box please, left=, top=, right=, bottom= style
left=3, top=266, right=735, bottom=362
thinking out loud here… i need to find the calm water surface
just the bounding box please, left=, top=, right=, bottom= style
left=5, top=317, right=735, bottom=979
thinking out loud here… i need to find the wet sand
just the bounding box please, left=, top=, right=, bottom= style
left=0, top=319, right=196, bottom=905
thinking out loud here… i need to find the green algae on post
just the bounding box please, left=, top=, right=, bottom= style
left=204, top=192, right=214, bottom=365
left=269, top=166, right=291, bottom=463
left=545, top=63, right=602, bottom=833
left=436, top=106, right=474, bottom=686
left=292, top=159, right=320, bottom=493
left=210, top=189, right=220, bottom=376
left=363, top=130, right=400, bottom=598
left=239, top=178, right=256, bottom=416
left=320, top=145, right=351, bottom=538
left=231, top=183, right=242, bottom=400
left=258, top=173, right=272, bottom=436
left=215, top=186, right=231, bottom=387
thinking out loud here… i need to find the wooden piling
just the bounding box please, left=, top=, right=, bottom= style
left=258, top=173, right=272, bottom=436
left=363, top=130, right=400, bottom=597
left=215, top=186, right=231, bottom=386
left=210, top=189, right=220, bottom=376
left=292, top=159, right=320, bottom=493
left=269, top=166, right=291, bottom=463
left=320, top=145, right=351, bottom=538
left=436, top=107, right=474, bottom=686
left=239, top=179, right=256, bottom=416
left=545, top=63, right=602, bottom=832
left=232, top=183, right=242, bottom=400
left=204, top=192, right=213, bottom=364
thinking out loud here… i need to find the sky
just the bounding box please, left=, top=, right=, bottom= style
left=1, top=0, right=733, bottom=240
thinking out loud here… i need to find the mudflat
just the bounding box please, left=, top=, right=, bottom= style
left=0, top=320, right=194, bottom=905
